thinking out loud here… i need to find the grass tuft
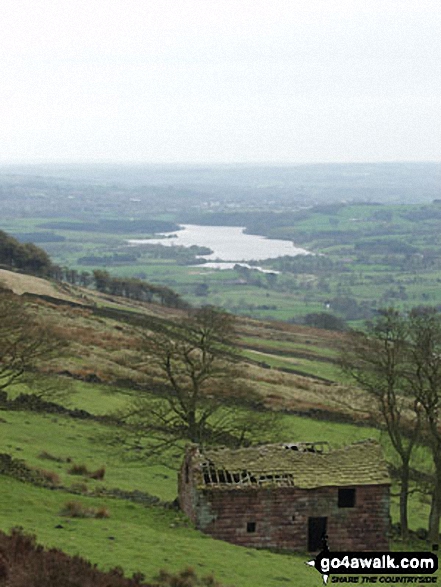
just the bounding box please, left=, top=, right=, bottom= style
left=89, top=466, right=106, bottom=480
left=60, top=500, right=109, bottom=519
left=67, top=463, right=106, bottom=480
left=67, top=463, right=90, bottom=476
left=37, top=468, right=61, bottom=486
left=154, top=566, right=224, bottom=587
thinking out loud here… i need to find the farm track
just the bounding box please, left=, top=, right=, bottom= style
left=238, top=342, right=338, bottom=364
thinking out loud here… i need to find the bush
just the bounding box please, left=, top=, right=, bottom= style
left=89, top=466, right=106, bottom=480
left=60, top=501, right=109, bottom=519
left=68, top=463, right=90, bottom=476
left=301, top=312, right=346, bottom=331
left=68, top=463, right=106, bottom=480
left=36, top=468, right=61, bottom=486
left=153, top=567, right=224, bottom=587
left=95, top=506, right=110, bottom=519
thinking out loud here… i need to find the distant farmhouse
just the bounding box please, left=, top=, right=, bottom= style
left=179, top=440, right=390, bottom=552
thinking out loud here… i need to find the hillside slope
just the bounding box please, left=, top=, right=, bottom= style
left=0, top=268, right=437, bottom=585
left=0, top=268, right=353, bottom=418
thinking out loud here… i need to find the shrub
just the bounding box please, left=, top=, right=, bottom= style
left=37, top=468, right=61, bottom=486
left=60, top=501, right=109, bottom=519
left=95, top=506, right=110, bottom=519
left=68, top=463, right=90, bottom=476
left=153, top=567, right=224, bottom=587
left=60, top=500, right=89, bottom=518
left=0, top=527, right=137, bottom=586
left=89, top=466, right=106, bottom=480
left=68, top=463, right=106, bottom=480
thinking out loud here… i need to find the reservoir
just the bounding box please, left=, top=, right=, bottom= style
left=128, top=224, right=309, bottom=268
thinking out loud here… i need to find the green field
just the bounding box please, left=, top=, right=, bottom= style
left=1, top=162, right=441, bottom=325
left=1, top=374, right=439, bottom=585
left=3, top=199, right=441, bottom=324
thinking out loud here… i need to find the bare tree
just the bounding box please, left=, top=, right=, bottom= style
left=0, top=289, right=66, bottom=393
left=340, top=309, right=421, bottom=539
left=120, top=306, right=280, bottom=456
left=406, top=307, right=441, bottom=543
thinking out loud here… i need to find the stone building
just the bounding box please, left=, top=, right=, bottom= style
left=178, top=439, right=390, bottom=552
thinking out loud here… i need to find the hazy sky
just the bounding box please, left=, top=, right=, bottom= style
left=1, top=0, right=440, bottom=164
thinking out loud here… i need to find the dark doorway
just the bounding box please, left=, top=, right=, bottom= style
left=308, top=517, right=327, bottom=551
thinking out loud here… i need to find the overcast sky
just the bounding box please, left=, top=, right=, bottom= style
left=1, top=0, right=440, bottom=164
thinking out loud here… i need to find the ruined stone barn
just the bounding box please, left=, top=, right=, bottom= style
left=178, top=440, right=390, bottom=552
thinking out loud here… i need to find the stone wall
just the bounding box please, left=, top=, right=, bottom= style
left=178, top=448, right=198, bottom=524
left=179, top=468, right=389, bottom=552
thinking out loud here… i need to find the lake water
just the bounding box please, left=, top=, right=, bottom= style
left=128, top=224, right=309, bottom=269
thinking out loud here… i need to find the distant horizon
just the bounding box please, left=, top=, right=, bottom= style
left=0, top=159, right=440, bottom=168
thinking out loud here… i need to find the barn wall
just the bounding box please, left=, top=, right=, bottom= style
left=185, top=484, right=389, bottom=552
left=178, top=450, right=198, bottom=524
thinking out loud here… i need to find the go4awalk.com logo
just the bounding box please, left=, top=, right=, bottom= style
left=306, top=540, right=438, bottom=585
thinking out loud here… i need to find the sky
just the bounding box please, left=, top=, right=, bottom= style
left=0, top=0, right=440, bottom=164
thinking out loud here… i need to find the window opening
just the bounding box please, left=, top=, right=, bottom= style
left=247, top=522, right=256, bottom=533
left=338, top=488, right=356, bottom=508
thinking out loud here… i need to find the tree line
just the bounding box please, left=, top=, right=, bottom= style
left=91, top=269, right=188, bottom=309
left=0, top=229, right=187, bottom=309
left=0, top=230, right=52, bottom=276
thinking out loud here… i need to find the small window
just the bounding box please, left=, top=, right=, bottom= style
left=246, top=522, right=256, bottom=533
left=338, top=488, right=356, bottom=508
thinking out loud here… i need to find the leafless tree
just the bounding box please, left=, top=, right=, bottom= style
left=119, top=306, right=280, bottom=457
left=340, top=308, right=421, bottom=539
left=0, top=289, right=66, bottom=393
left=405, top=307, right=441, bottom=543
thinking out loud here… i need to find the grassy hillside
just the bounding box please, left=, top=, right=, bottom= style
left=0, top=385, right=437, bottom=585
left=0, top=267, right=350, bottom=411
left=0, top=269, right=439, bottom=585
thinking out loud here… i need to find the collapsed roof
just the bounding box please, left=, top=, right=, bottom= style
left=189, top=439, right=390, bottom=490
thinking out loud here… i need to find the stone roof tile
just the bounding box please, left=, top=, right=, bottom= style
left=196, top=439, right=390, bottom=489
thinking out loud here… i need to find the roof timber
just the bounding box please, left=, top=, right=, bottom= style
left=190, top=439, right=390, bottom=490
